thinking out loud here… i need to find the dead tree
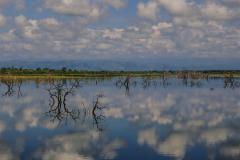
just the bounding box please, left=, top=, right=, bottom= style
left=1, top=79, right=15, bottom=96
left=16, top=79, right=23, bottom=97
left=92, top=94, right=106, bottom=132
left=224, top=74, right=239, bottom=89
left=46, top=80, right=81, bottom=123
left=116, top=75, right=135, bottom=95
left=142, top=77, right=151, bottom=89
left=0, top=79, right=23, bottom=97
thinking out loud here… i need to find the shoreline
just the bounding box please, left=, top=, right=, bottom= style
left=0, top=70, right=240, bottom=79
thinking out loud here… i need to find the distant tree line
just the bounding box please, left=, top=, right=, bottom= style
left=0, top=67, right=78, bottom=74
left=0, top=67, right=240, bottom=76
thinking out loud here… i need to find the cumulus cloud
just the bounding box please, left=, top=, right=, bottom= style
left=137, top=1, right=159, bottom=20
left=200, top=128, right=232, bottom=145
left=157, top=133, right=189, bottom=159
left=43, top=0, right=128, bottom=21
left=103, top=28, right=124, bottom=40
left=34, top=131, right=125, bottom=160
left=44, top=0, right=102, bottom=19
left=201, top=2, right=234, bottom=20
left=101, top=139, right=126, bottom=159
left=138, top=128, right=158, bottom=147
left=42, top=152, right=92, bottom=160
left=137, top=0, right=194, bottom=20
left=14, top=15, right=42, bottom=40
left=138, top=128, right=189, bottom=159
left=15, top=15, right=27, bottom=26
left=40, top=17, right=60, bottom=29
left=15, top=107, right=42, bottom=132
left=0, top=0, right=238, bottom=59
left=109, top=85, right=240, bottom=159
left=137, top=0, right=239, bottom=21
left=157, top=0, right=194, bottom=16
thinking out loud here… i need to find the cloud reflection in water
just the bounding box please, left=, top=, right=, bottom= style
left=0, top=78, right=239, bottom=159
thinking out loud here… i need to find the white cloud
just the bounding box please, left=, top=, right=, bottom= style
left=137, top=0, right=239, bottom=22
left=0, top=0, right=238, bottom=59
left=0, top=29, right=16, bottom=42
left=200, top=128, right=231, bottom=145
left=157, top=133, right=189, bottom=159
left=103, top=28, right=124, bottom=40
left=138, top=129, right=189, bottom=159
left=14, top=16, right=64, bottom=41
left=157, top=0, right=193, bottom=16
left=201, top=2, right=234, bottom=20
left=40, top=18, right=60, bottom=29
left=34, top=131, right=124, bottom=160
left=137, top=1, right=159, bottom=20
left=104, top=107, right=123, bottom=118
left=137, top=0, right=194, bottom=20
left=15, top=15, right=27, bottom=26
left=101, top=139, right=125, bottom=159
left=15, top=107, right=42, bottom=132
left=42, top=151, right=93, bottom=160
left=151, top=22, right=172, bottom=38
left=138, top=128, right=158, bottom=147
left=44, top=0, right=102, bottom=19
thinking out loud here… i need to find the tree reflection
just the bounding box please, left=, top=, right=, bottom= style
left=142, top=77, right=158, bottom=89
left=224, top=74, right=240, bottom=89
left=46, top=80, right=106, bottom=131
left=1, top=79, right=15, bottom=96
left=17, top=80, right=23, bottom=97
left=1, top=79, right=23, bottom=97
left=176, top=72, right=202, bottom=87
left=116, top=76, right=136, bottom=96
left=92, top=94, right=106, bottom=132
left=46, top=80, right=81, bottom=123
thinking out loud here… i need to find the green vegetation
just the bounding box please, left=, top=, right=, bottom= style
left=0, top=67, right=240, bottom=79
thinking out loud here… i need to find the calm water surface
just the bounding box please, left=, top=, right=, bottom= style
left=0, top=77, right=239, bottom=160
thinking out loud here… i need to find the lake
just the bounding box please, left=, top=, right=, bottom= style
left=0, top=77, right=239, bottom=160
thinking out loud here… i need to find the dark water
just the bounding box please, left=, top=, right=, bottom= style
left=0, top=77, right=239, bottom=160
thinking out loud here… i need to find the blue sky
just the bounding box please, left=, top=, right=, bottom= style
left=0, top=0, right=239, bottom=60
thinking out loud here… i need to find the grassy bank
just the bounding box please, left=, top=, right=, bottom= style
left=1, top=68, right=240, bottom=79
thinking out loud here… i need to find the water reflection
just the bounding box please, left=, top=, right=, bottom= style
left=92, top=94, right=106, bottom=132
left=45, top=80, right=107, bottom=132
left=33, top=130, right=126, bottom=160
left=0, top=77, right=239, bottom=159
left=1, top=79, right=23, bottom=97
left=224, top=75, right=240, bottom=89
left=116, top=76, right=137, bottom=96
left=46, top=80, right=81, bottom=122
